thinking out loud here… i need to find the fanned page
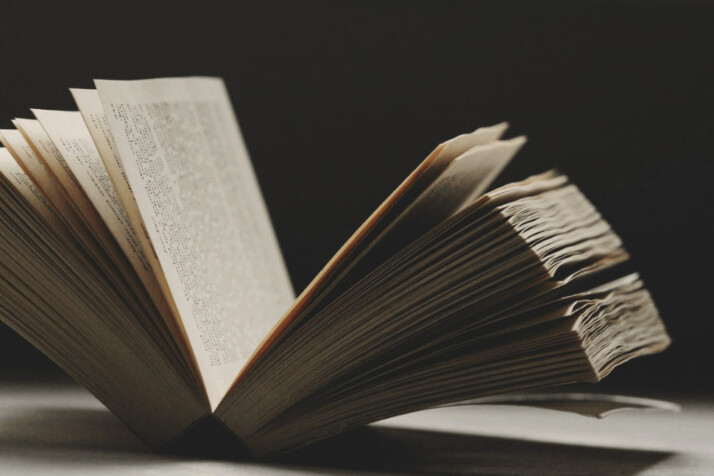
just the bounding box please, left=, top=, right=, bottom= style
left=0, top=148, right=62, bottom=228
left=95, top=77, right=295, bottom=408
left=0, top=144, right=208, bottom=447
left=27, top=111, right=155, bottom=294
left=68, top=89, right=200, bottom=382
left=233, top=123, right=518, bottom=378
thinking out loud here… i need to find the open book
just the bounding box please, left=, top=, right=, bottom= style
left=0, top=77, right=669, bottom=457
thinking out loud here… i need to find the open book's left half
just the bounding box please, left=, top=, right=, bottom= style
left=0, top=77, right=669, bottom=456
left=0, top=77, right=296, bottom=447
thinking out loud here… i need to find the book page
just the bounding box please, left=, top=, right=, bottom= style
left=23, top=112, right=199, bottom=375
left=15, top=117, right=101, bottom=224
left=0, top=147, right=63, bottom=229
left=15, top=115, right=130, bottom=269
left=69, top=89, right=141, bottom=233
left=1, top=125, right=89, bottom=233
left=0, top=129, right=66, bottom=212
left=340, top=136, right=527, bottom=276
left=400, top=137, right=526, bottom=223
left=31, top=110, right=153, bottom=279
left=95, top=77, right=294, bottom=407
left=69, top=88, right=201, bottom=390
left=69, top=89, right=159, bottom=268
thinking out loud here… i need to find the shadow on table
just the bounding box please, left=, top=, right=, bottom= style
left=275, top=426, right=673, bottom=475
left=0, top=406, right=673, bottom=475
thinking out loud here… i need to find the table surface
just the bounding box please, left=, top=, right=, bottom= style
left=0, top=373, right=711, bottom=475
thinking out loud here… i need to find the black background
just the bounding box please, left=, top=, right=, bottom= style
left=0, top=0, right=712, bottom=395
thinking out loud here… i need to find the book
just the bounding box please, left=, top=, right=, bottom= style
left=0, top=76, right=670, bottom=457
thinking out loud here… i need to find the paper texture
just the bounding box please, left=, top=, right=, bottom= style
left=30, top=109, right=153, bottom=279
left=95, top=77, right=294, bottom=407
left=70, top=88, right=201, bottom=378
left=0, top=147, right=62, bottom=228
left=69, top=89, right=145, bottom=247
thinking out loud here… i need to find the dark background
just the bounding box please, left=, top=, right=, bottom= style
left=0, top=0, right=712, bottom=395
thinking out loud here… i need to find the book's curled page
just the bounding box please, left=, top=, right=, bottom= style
left=29, top=110, right=152, bottom=282
left=0, top=147, right=62, bottom=228
left=14, top=113, right=199, bottom=384
left=95, top=77, right=295, bottom=408
left=10, top=118, right=92, bottom=229
left=0, top=133, right=65, bottom=230
left=445, top=393, right=680, bottom=418
left=68, top=88, right=200, bottom=384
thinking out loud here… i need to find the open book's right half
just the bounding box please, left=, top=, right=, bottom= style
left=215, top=124, right=670, bottom=456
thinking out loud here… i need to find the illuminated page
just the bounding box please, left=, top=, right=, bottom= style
left=31, top=109, right=153, bottom=279
left=70, top=88, right=200, bottom=387
left=0, top=128, right=71, bottom=218
left=69, top=89, right=141, bottom=233
left=17, top=116, right=109, bottom=238
left=95, top=77, right=294, bottom=407
left=0, top=147, right=63, bottom=229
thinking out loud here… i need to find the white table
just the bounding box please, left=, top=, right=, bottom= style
left=0, top=371, right=711, bottom=475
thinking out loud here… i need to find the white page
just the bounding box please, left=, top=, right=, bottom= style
left=68, top=89, right=159, bottom=269
left=69, top=89, right=139, bottom=219
left=14, top=117, right=87, bottom=206
left=0, top=147, right=62, bottom=229
left=0, top=128, right=67, bottom=211
left=95, top=77, right=295, bottom=407
left=70, top=88, right=199, bottom=385
left=2, top=125, right=88, bottom=232
left=354, top=136, right=527, bottom=264
left=13, top=117, right=149, bottom=285
left=31, top=109, right=153, bottom=279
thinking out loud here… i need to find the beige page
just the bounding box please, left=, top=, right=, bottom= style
left=30, top=109, right=152, bottom=279
left=15, top=118, right=103, bottom=229
left=95, top=77, right=295, bottom=408
left=0, top=147, right=62, bottom=228
left=69, top=88, right=198, bottom=386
